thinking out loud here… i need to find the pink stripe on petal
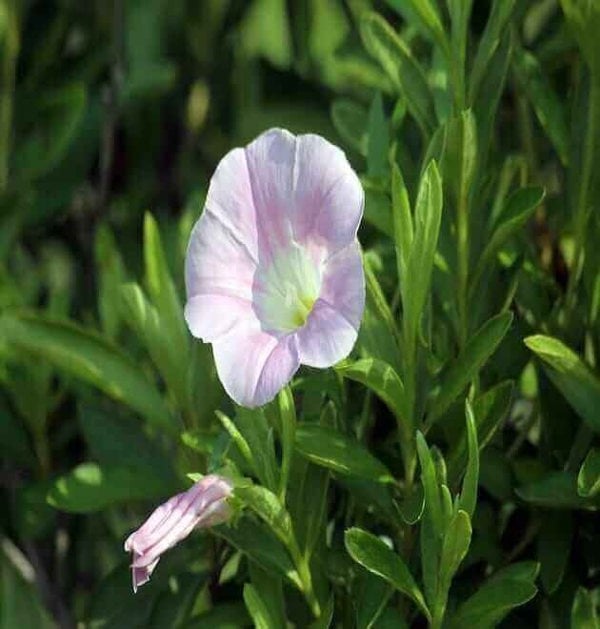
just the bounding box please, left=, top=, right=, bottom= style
left=292, top=134, right=364, bottom=254
left=244, top=129, right=296, bottom=262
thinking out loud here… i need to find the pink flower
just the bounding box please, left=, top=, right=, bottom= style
left=184, top=128, right=365, bottom=407
left=124, top=475, right=233, bottom=592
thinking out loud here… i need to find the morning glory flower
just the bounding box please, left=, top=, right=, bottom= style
left=124, top=475, right=233, bottom=592
left=184, top=128, right=365, bottom=407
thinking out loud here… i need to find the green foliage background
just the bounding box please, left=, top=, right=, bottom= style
left=1, top=0, right=600, bottom=627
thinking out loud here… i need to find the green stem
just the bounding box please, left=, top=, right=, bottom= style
left=0, top=0, right=19, bottom=190
left=291, top=545, right=320, bottom=618
left=566, top=79, right=600, bottom=308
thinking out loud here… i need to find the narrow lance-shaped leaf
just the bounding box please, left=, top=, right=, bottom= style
left=525, top=334, right=600, bottom=433
left=471, top=186, right=545, bottom=293
left=143, top=213, right=190, bottom=387
left=428, top=312, right=513, bottom=425
left=364, top=256, right=402, bottom=351
left=416, top=432, right=443, bottom=539
left=391, top=163, right=413, bottom=286
left=235, top=485, right=294, bottom=547
left=243, top=584, right=279, bottom=629
left=403, top=160, right=443, bottom=357
left=469, top=0, right=516, bottom=101
left=384, top=0, right=447, bottom=52
left=360, top=12, right=436, bottom=134
left=336, top=358, right=406, bottom=426
left=459, top=400, right=479, bottom=517
left=295, top=424, right=394, bottom=484
left=330, top=99, right=368, bottom=155
left=448, top=562, right=539, bottom=628
left=367, top=92, right=389, bottom=177
left=345, top=528, right=431, bottom=621
left=513, top=47, right=568, bottom=165
left=0, top=313, right=173, bottom=431
left=435, top=510, right=472, bottom=623
left=277, top=386, right=296, bottom=500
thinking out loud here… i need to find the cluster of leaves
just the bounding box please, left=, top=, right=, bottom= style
left=2, top=0, right=600, bottom=627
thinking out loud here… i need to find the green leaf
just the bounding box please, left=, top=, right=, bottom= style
left=448, top=562, right=539, bottom=628
left=441, top=110, right=477, bottom=218
left=94, top=224, right=126, bottom=339
left=516, top=471, right=600, bottom=509
left=288, top=460, right=329, bottom=557
left=364, top=256, right=402, bottom=351
left=345, top=528, right=430, bottom=620
left=331, top=99, right=368, bottom=155
left=571, top=587, right=599, bottom=629
left=385, top=0, right=447, bottom=51
left=277, top=387, right=296, bottom=500
left=216, top=518, right=301, bottom=590
left=472, top=29, right=512, bottom=155
left=402, top=161, right=443, bottom=358
left=447, top=381, right=513, bottom=483
left=513, top=47, right=568, bottom=165
left=525, top=335, right=600, bottom=433
left=416, top=432, right=443, bottom=539
left=336, top=358, right=405, bottom=424
left=537, top=511, right=572, bottom=594
left=243, top=584, right=279, bottom=629
left=235, top=485, right=294, bottom=547
left=13, top=84, right=86, bottom=182
left=472, top=187, right=545, bottom=292
left=188, top=602, right=251, bottom=628
left=578, top=448, right=600, bottom=497
left=355, top=571, right=393, bottom=629
left=143, top=213, right=190, bottom=410
left=470, top=0, right=515, bottom=101
left=428, top=312, right=513, bottom=424
left=367, top=92, right=389, bottom=177
left=143, top=213, right=187, bottom=360
left=47, top=462, right=177, bottom=513
left=295, top=423, right=394, bottom=484
left=435, top=510, right=472, bottom=622
left=391, top=163, right=413, bottom=285
left=459, top=401, right=479, bottom=517
left=235, top=408, right=279, bottom=492
left=0, top=313, right=173, bottom=431
left=360, top=12, right=436, bottom=134
left=78, top=403, right=177, bottom=481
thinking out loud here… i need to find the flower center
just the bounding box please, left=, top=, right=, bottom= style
left=254, top=245, right=321, bottom=333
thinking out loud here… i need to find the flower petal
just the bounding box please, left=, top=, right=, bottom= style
left=319, top=240, right=365, bottom=330
left=292, top=134, right=364, bottom=255
left=185, top=210, right=256, bottom=302
left=244, top=129, right=296, bottom=262
left=296, top=299, right=359, bottom=368
left=204, top=147, right=260, bottom=263
left=184, top=293, right=256, bottom=343
left=212, top=325, right=299, bottom=407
